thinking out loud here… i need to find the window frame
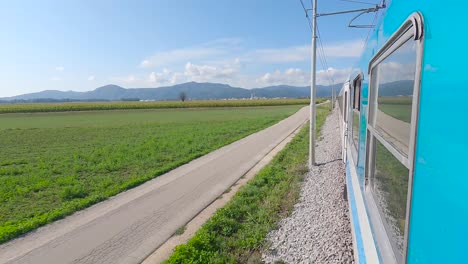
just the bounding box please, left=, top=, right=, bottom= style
left=344, top=90, right=348, bottom=123
left=350, top=74, right=362, bottom=163
left=353, top=75, right=362, bottom=111
left=364, top=12, right=424, bottom=264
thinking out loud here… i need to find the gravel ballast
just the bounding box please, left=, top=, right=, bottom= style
left=263, top=107, right=354, bottom=264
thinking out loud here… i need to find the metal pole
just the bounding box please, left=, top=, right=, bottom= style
left=331, top=85, right=334, bottom=110
left=332, top=82, right=335, bottom=109
left=303, top=0, right=384, bottom=168
left=333, top=86, right=335, bottom=108
left=309, top=0, right=317, bottom=168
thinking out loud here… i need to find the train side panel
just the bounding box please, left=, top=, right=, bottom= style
left=342, top=1, right=468, bottom=263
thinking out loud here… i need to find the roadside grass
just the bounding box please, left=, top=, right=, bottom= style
left=0, top=98, right=318, bottom=114
left=164, top=103, right=331, bottom=264
left=175, top=226, right=187, bottom=236
left=0, top=105, right=303, bottom=244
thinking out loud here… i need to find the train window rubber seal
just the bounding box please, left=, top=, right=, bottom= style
left=363, top=12, right=424, bottom=264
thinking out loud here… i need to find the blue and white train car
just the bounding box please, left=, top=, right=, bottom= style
left=338, top=1, right=468, bottom=263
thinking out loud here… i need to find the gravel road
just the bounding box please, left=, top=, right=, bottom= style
left=263, top=107, right=354, bottom=264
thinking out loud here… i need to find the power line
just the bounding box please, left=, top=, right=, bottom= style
left=298, top=0, right=386, bottom=166
left=364, top=10, right=379, bottom=44
left=316, top=25, right=335, bottom=90
left=298, top=0, right=333, bottom=87
left=297, top=0, right=383, bottom=98
left=299, top=0, right=312, bottom=31
left=316, top=27, right=328, bottom=74
left=358, top=5, right=379, bottom=54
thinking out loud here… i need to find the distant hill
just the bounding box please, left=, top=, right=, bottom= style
left=379, top=80, right=414, bottom=96
left=0, top=82, right=341, bottom=102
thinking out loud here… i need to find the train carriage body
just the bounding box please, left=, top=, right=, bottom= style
left=338, top=1, right=468, bottom=263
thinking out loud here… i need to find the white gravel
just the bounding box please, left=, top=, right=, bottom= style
left=263, top=107, right=354, bottom=264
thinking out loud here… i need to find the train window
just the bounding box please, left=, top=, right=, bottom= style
left=353, top=77, right=361, bottom=111
left=374, top=40, right=416, bottom=156
left=372, top=139, right=409, bottom=258
left=351, top=76, right=361, bottom=158
left=344, top=91, right=348, bottom=122
left=365, top=12, right=424, bottom=264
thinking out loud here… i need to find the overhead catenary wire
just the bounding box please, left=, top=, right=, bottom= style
left=300, top=0, right=382, bottom=89
left=316, top=26, right=333, bottom=85
left=299, top=0, right=333, bottom=87
left=299, top=0, right=313, bottom=31
left=364, top=10, right=379, bottom=45
left=299, top=0, right=336, bottom=104
left=316, top=25, right=336, bottom=105
left=298, top=0, right=386, bottom=166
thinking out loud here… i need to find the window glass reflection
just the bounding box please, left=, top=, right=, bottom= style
left=352, top=110, right=359, bottom=148
left=375, top=40, right=416, bottom=156
left=373, top=139, right=409, bottom=261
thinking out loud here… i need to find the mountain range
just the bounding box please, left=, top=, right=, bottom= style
left=0, top=82, right=340, bottom=102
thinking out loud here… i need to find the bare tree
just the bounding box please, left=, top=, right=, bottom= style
left=179, top=91, right=187, bottom=102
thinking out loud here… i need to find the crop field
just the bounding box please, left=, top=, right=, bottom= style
left=0, top=105, right=303, bottom=243
left=0, top=98, right=316, bottom=114
left=378, top=96, right=412, bottom=123
left=164, top=104, right=331, bottom=263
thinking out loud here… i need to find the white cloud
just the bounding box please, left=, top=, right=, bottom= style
left=87, top=75, right=95, bottom=81
left=170, top=72, right=185, bottom=85
left=140, top=48, right=221, bottom=68
left=50, top=76, right=61, bottom=81
left=55, top=66, right=64, bottom=72
left=379, top=62, right=415, bottom=83
left=140, top=38, right=242, bottom=68
left=110, top=58, right=244, bottom=87
left=140, top=38, right=362, bottom=70
left=251, top=40, right=363, bottom=64
left=148, top=69, right=171, bottom=84
left=316, top=67, right=351, bottom=86
left=120, top=38, right=362, bottom=88
left=321, top=40, right=364, bottom=58
left=110, top=65, right=351, bottom=89
left=184, top=62, right=238, bottom=81
left=256, top=67, right=350, bottom=87
left=257, top=68, right=309, bottom=86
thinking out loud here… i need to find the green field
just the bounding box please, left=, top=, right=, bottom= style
left=374, top=140, right=409, bottom=238
left=164, top=104, right=331, bottom=263
left=0, top=99, right=315, bottom=114
left=0, top=105, right=304, bottom=243
left=378, top=96, right=412, bottom=123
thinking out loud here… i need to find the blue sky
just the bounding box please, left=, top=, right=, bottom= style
left=0, top=0, right=383, bottom=97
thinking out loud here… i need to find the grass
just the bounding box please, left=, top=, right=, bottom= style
left=0, top=105, right=304, bottom=244
left=175, top=226, right=187, bottom=236
left=378, top=97, right=412, bottom=123
left=163, top=104, right=331, bottom=264
left=0, top=99, right=314, bottom=114
left=374, top=140, right=409, bottom=235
